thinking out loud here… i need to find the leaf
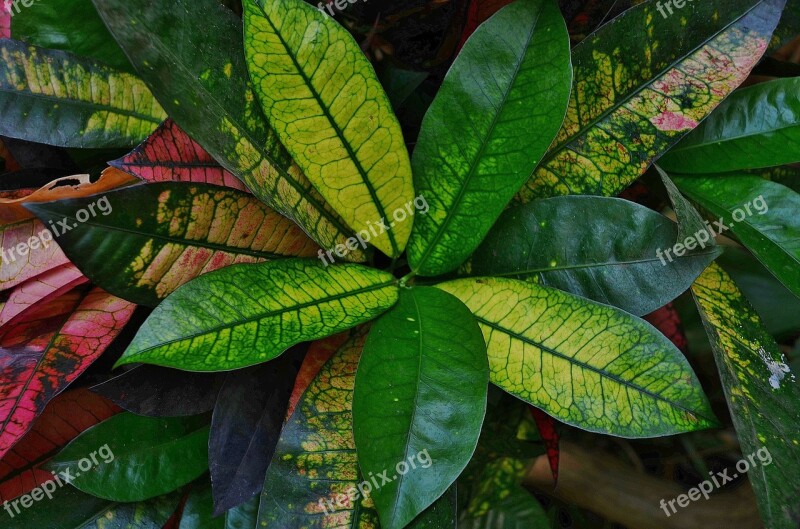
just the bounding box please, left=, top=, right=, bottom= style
left=0, top=9, right=9, bottom=39
left=0, top=263, right=87, bottom=326
left=209, top=346, right=305, bottom=515
left=0, top=40, right=166, bottom=148
left=26, top=182, right=321, bottom=306
left=437, top=277, right=717, bottom=437
left=10, top=0, right=133, bottom=72
left=0, top=388, right=120, bottom=502
left=770, top=0, right=799, bottom=51
left=4, top=486, right=181, bottom=529
left=45, top=413, right=210, bottom=502
left=244, top=0, right=415, bottom=258
left=660, top=77, right=800, bottom=173
left=467, top=196, right=719, bottom=316
left=286, top=333, right=349, bottom=419
left=530, top=408, right=559, bottom=484
left=353, top=287, right=488, bottom=529
left=258, top=329, right=377, bottom=528
left=515, top=0, right=786, bottom=201
left=178, top=481, right=259, bottom=529
left=0, top=169, right=136, bottom=226
left=91, top=366, right=224, bottom=418
left=643, top=303, right=688, bottom=352
left=110, top=119, right=248, bottom=192
left=116, top=260, right=398, bottom=371
left=0, top=286, right=135, bottom=459
left=407, top=0, right=571, bottom=276
left=1, top=219, right=69, bottom=292
left=691, top=263, right=800, bottom=529
left=91, top=0, right=362, bottom=260
left=460, top=487, right=548, bottom=529
left=674, top=174, right=800, bottom=297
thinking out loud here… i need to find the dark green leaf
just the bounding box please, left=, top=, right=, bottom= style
left=179, top=480, right=259, bottom=529
left=354, top=287, right=488, bottom=529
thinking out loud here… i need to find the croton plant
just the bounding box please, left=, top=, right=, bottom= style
left=0, top=0, right=799, bottom=528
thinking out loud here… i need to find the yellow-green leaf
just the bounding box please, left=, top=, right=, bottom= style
left=437, top=277, right=717, bottom=438
left=115, top=260, right=399, bottom=371
left=692, top=263, right=800, bottom=529
left=244, top=0, right=415, bottom=257
left=0, top=39, right=165, bottom=148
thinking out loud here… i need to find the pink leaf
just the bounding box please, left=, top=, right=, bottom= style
left=0, top=264, right=88, bottom=326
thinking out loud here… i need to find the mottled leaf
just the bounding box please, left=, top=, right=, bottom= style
left=674, top=174, right=800, bottom=297
left=46, top=413, right=209, bottom=502
left=26, top=182, right=321, bottom=306
left=437, top=277, right=717, bottom=437
left=407, top=0, right=571, bottom=276
left=516, top=0, right=785, bottom=201
left=692, top=263, right=800, bottom=529
left=660, top=77, right=800, bottom=173
left=116, top=260, right=398, bottom=371
left=354, top=287, right=488, bottom=529
left=0, top=286, right=135, bottom=459
left=467, top=196, right=719, bottom=316
left=92, top=0, right=361, bottom=259
left=0, top=263, right=87, bottom=327
left=91, top=366, right=224, bottom=418
left=460, top=487, right=548, bottom=529
left=110, top=119, right=247, bottom=191
left=244, top=0, right=415, bottom=257
left=1, top=219, right=69, bottom=292
left=209, top=346, right=305, bottom=515
left=0, top=40, right=166, bottom=148
left=0, top=388, right=120, bottom=502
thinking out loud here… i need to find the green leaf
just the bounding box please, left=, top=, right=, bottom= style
left=691, top=263, right=800, bottom=529
left=91, top=0, right=362, bottom=259
left=45, top=413, right=209, bottom=502
left=5, top=486, right=181, bottom=529
left=353, top=287, right=488, bottom=529
left=460, top=487, right=548, bottom=529
left=770, top=0, right=800, bottom=51
left=11, top=0, right=133, bottom=72
left=674, top=174, right=800, bottom=297
left=659, top=77, right=800, bottom=173
left=406, top=0, right=571, bottom=276
left=467, top=196, right=719, bottom=316
left=244, top=0, right=415, bottom=258
left=116, top=260, right=398, bottom=371
left=516, top=0, right=786, bottom=201
left=437, top=277, right=717, bottom=438
left=0, top=40, right=165, bottom=148
left=25, top=182, right=320, bottom=307
left=178, top=481, right=259, bottom=529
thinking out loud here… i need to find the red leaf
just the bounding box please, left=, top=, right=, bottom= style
left=0, top=264, right=88, bottom=327
left=643, top=302, right=688, bottom=353
left=1, top=219, right=69, bottom=293
left=0, top=5, right=9, bottom=39
left=0, top=286, right=135, bottom=459
left=457, top=0, right=514, bottom=51
left=110, top=119, right=248, bottom=192
left=530, top=407, right=559, bottom=485
left=0, top=388, right=120, bottom=501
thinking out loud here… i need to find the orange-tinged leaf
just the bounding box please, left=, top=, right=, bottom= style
left=0, top=286, right=135, bottom=459
left=286, top=332, right=349, bottom=420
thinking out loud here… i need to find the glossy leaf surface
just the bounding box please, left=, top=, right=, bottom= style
left=407, top=0, right=571, bottom=276
left=468, top=196, right=719, bottom=316
left=26, top=182, right=320, bottom=306
left=692, top=263, right=800, bottom=529
left=354, top=287, right=488, bottom=529
left=116, top=260, right=398, bottom=371
left=244, top=0, right=415, bottom=257
left=660, top=77, right=800, bottom=173
left=0, top=40, right=165, bottom=148
left=516, top=0, right=785, bottom=201
left=46, top=413, right=209, bottom=502
left=437, top=277, right=717, bottom=437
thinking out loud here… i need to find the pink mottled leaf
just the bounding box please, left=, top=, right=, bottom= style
left=110, top=119, right=248, bottom=192
left=0, top=4, right=9, bottom=39
left=0, top=286, right=135, bottom=459
left=1, top=219, right=69, bottom=293
left=0, top=264, right=88, bottom=326
left=0, top=388, right=120, bottom=501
